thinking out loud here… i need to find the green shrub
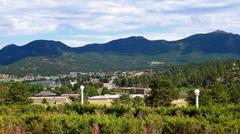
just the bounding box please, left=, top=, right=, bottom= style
left=0, top=104, right=240, bottom=133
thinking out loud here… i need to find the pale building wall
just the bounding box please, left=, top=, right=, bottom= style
left=88, top=99, right=113, bottom=106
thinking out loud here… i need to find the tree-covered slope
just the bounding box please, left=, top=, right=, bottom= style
left=0, top=52, right=238, bottom=76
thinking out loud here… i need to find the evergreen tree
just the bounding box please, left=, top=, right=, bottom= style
left=229, top=83, right=240, bottom=103
left=145, top=79, right=178, bottom=107
left=5, top=82, right=32, bottom=104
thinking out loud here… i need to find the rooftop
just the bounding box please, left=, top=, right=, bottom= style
left=35, top=90, right=56, bottom=97
left=30, top=96, right=72, bottom=104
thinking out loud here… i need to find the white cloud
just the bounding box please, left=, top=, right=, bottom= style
left=61, top=40, right=91, bottom=47
left=0, top=0, right=240, bottom=46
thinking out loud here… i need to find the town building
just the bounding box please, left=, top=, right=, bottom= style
left=30, top=90, right=72, bottom=105
left=88, top=94, right=144, bottom=106
left=103, top=83, right=116, bottom=89
left=29, top=96, right=72, bottom=104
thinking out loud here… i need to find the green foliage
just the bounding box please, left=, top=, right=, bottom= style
left=112, top=94, right=144, bottom=108
left=0, top=104, right=240, bottom=133
left=55, top=85, right=71, bottom=94
left=0, top=82, right=7, bottom=103
left=132, top=96, right=145, bottom=107
left=41, top=98, right=48, bottom=104
left=229, top=83, right=240, bottom=103
left=113, top=59, right=240, bottom=89
left=30, top=84, right=44, bottom=94
left=114, top=74, right=152, bottom=87
left=145, top=79, right=178, bottom=107
left=4, top=82, right=32, bottom=104
left=187, top=88, right=213, bottom=106
left=85, top=85, right=100, bottom=97
left=210, top=82, right=230, bottom=103
left=149, top=78, right=174, bottom=89
left=0, top=50, right=238, bottom=76
left=112, top=94, right=132, bottom=107
left=187, top=82, right=240, bottom=106
left=101, top=88, right=114, bottom=95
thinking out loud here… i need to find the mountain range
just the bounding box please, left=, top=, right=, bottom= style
left=0, top=30, right=240, bottom=75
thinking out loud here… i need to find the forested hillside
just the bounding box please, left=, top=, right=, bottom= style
left=0, top=53, right=238, bottom=76
left=0, top=30, right=240, bottom=75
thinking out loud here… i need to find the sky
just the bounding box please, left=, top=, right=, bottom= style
left=0, top=0, right=240, bottom=48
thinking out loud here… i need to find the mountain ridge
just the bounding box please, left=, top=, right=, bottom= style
left=0, top=30, right=240, bottom=65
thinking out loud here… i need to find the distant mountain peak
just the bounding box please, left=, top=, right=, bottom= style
left=26, top=40, right=64, bottom=45
left=1, top=44, right=18, bottom=50
left=8, top=44, right=17, bottom=46
left=212, top=29, right=228, bottom=34
left=0, top=40, right=73, bottom=65
left=127, top=36, right=147, bottom=40
left=106, top=36, right=149, bottom=45
left=6, top=44, right=17, bottom=47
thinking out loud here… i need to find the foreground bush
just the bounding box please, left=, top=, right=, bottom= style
left=0, top=104, right=240, bottom=133
left=0, top=114, right=239, bottom=134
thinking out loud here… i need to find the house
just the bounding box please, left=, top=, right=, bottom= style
left=90, top=78, right=100, bottom=84
left=69, top=72, right=78, bottom=78
left=30, top=90, right=73, bottom=104
left=29, top=96, right=72, bottom=104
left=103, top=83, right=116, bottom=89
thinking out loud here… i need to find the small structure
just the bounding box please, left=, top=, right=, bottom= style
left=69, top=80, right=77, bottom=87
left=171, top=92, right=189, bottom=106
left=103, top=83, right=116, bottom=89
left=90, top=78, right=101, bottom=84
left=171, top=98, right=188, bottom=106
left=35, top=90, right=56, bottom=97
left=69, top=72, right=78, bottom=78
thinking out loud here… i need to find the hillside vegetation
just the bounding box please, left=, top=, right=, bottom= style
left=0, top=53, right=238, bottom=76
left=0, top=104, right=240, bottom=133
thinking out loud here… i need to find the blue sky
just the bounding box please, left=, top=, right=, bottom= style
left=0, top=0, right=240, bottom=48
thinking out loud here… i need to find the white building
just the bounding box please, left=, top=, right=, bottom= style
left=88, top=94, right=144, bottom=106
